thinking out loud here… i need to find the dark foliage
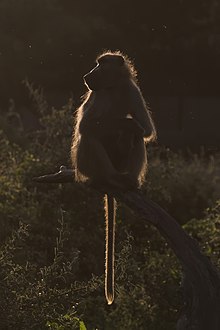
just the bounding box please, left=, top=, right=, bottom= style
left=0, top=88, right=219, bottom=329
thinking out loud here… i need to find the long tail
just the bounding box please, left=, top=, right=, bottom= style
left=104, top=194, right=116, bottom=305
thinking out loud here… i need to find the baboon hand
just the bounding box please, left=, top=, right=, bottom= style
left=119, top=118, right=145, bottom=137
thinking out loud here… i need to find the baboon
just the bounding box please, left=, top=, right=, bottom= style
left=71, top=51, right=156, bottom=305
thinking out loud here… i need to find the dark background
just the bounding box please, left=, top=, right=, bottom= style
left=0, top=0, right=220, bottom=148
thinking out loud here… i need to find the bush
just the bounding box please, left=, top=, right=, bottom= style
left=146, top=147, right=220, bottom=223
left=0, top=88, right=219, bottom=329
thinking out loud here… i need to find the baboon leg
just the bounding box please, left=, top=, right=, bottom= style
left=126, top=138, right=147, bottom=185
left=77, top=136, right=116, bottom=180
left=77, top=136, right=139, bottom=190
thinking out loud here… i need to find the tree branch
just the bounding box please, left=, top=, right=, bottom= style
left=33, top=166, right=220, bottom=330
left=33, top=166, right=74, bottom=183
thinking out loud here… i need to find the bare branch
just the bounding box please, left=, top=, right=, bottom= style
left=33, top=166, right=74, bottom=183
left=33, top=167, right=220, bottom=329
left=116, top=191, right=220, bottom=329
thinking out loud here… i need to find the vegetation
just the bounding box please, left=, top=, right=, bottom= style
left=0, top=87, right=219, bottom=329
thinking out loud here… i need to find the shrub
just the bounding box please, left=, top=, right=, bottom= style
left=0, top=87, right=219, bottom=329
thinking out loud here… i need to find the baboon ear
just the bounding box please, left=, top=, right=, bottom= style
left=116, top=55, right=124, bottom=66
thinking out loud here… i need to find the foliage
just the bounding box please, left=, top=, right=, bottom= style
left=0, top=131, right=39, bottom=238
left=146, top=147, right=220, bottom=223
left=0, top=216, right=92, bottom=329
left=0, top=89, right=219, bottom=329
left=184, top=201, right=220, bottom=268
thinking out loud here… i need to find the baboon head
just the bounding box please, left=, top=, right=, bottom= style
left=83, top=51, right=136, bottom=91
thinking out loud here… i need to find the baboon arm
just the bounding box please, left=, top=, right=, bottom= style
left=129, top=83, right=156, bottom=141
left=80, top=116, right=144, bottom=139
left=79, top=117, right=101, bottom=135
left=79, top=116, right=118, bottom=137
left=118, top=118, right=145, bottom=137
